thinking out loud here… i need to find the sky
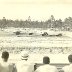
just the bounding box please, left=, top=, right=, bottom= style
left=0, top=0, right=72, bottom=21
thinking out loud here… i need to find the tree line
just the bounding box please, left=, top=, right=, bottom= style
left=0, top=15, right=72, bottom=31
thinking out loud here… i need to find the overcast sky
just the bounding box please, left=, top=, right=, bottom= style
left=0, top=0, right=72, bottom=21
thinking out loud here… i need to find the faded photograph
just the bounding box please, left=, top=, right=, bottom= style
left=0, top=0, right=72, bottom=72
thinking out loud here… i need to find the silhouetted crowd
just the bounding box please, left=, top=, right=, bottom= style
left=0, top=47, right=72, bottom=54
left=0, top=51, right=72, bottom=72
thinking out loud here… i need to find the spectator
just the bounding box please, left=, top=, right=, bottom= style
left=62, top=54, right=72, bottom=72
left=0, top=51, right=17, bottom=72
left=17, top=50, right=35, bottom=72
left=34, top=56, right=58, bottom=72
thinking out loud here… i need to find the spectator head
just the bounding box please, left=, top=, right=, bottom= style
left=21, top=50, right=29, bottom=61
left=68, top=54, right=72, bottom=63
left=43, top=56, right=50, bottom=64
left=1, top=51, right=9, bottom=62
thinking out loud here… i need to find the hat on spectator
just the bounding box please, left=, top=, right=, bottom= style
left=21, top=50, right=29, bottom=60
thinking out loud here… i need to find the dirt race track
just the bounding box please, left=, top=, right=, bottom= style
left=0, top=28, right=72, bottom=63
left=0, top=35, right=72, bottom=47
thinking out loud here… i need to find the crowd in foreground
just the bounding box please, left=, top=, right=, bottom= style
left=0, top=51, right=72, bottom=72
